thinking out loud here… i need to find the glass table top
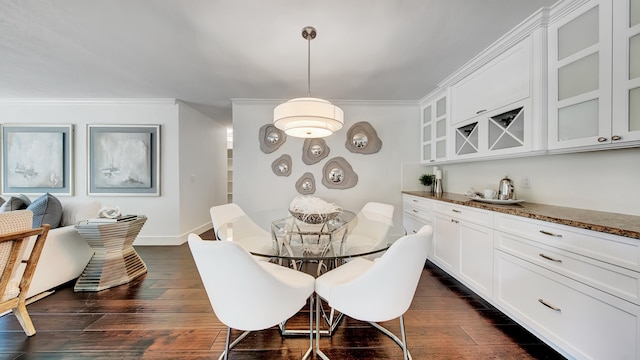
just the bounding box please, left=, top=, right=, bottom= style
left=216, top=209, right=406, bottom=261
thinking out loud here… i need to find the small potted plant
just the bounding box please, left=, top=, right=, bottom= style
left=419, top=174, right=436, bottom=193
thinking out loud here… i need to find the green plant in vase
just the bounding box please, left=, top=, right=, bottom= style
left=419, top=174, right=435, bottom=193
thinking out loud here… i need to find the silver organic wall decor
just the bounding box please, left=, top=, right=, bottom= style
left=322, top=157, right=358, bottom=189
left=259, top=124, right=286, bottom=154
left=345, top=121, right=382, bottom=154
left=295, top=172, right=316, bottom=195
left=301, top=138, right=329, bottom=165
left=271, top=154, right=292, bottom=177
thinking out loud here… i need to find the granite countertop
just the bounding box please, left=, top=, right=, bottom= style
left=402, top=191, right=640, bottom=240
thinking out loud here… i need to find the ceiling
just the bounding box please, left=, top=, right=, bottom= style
left=0, top=0, right=557, bottom=124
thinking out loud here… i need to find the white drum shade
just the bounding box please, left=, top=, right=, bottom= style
left=274, top=97, right=344, bottom=138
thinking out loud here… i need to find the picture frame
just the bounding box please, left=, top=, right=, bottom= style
left=1, top=124, right=74, bottom=195
left=88, top=124, right=160, bottom=196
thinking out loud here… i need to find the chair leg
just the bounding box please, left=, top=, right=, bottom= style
left=400, top=315, right=409, bottom=360
left=315, top=293, right=331, bottom=360
left=302, top=295, right=313, bottom=360
left=368, top=317, right=412, bottom=360
left=13, top=302, right=36, bottom=336
left=218, top=327, right=251, bottom=360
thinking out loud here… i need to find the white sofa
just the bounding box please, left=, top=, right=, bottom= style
left=25, top=200, right=101, bottom=299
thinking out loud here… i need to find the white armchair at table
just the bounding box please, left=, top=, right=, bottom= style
left=314, top=224, right=433, bottom=360
left=188, top=233, right=316, bottom=360
left=342, top=202, right=394, bottom=258
left=210, top=203, right=274, bottom=259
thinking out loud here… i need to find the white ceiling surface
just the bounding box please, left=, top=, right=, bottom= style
left=0, top=0, right=557, bottom=123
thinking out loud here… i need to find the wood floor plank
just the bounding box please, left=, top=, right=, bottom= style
left=0, top=240, right=565, bottom=359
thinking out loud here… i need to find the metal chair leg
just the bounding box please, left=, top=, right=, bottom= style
left=218, top=328, right=251, bottom=360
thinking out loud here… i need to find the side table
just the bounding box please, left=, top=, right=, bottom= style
left=74, top=216, right=148, bottom=291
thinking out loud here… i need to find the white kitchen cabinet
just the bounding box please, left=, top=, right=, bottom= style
left=420, top=89, right=448, bottom=164
left=402, top=194, right=435, bottom=254
left=548, top=0, right=640, bottom=151
left=495, top=251, right=640, bottom=360
left=451, top=38, right=531, bottom=125
left=432, top=202, right=494, bottom=298
left=613, top=0, right=640, bottom=144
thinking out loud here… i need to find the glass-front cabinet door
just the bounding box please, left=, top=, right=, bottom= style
left=612, top=0, right=640, bottom=143
left=420, top=91, right=448, bottom=163
left=548, top=0, right=612, bottom=150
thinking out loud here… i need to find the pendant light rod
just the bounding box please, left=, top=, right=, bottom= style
left=302, top=26, right=316, bottom=97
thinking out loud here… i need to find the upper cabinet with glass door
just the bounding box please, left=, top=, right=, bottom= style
left=548, top=0, right=640, bottom=150
left=612, top=0, right=640, bottom=144
left=420, top=89, right=448, bottom=164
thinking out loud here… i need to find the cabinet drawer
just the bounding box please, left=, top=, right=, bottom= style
left=496, top=231, right=640, bottom=306
left=403, top=194, right=435, bottom=212
left=495, top=213, right=640, bottom=272
left=435, top=202, right=493, bottom=227
left=495, top=251, right=640, bottom=360
left=403, top=212, right=432, bottom=235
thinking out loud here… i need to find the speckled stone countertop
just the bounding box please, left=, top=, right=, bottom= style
left=402, top=191, right=640, bottom=240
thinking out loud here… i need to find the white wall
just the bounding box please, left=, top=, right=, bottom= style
left=0, top=99, right=227, bottom=244
left=406, top=147, right=640, bottom=216
left=232, top=100, right=419, bottom=228
left=177, top=101, right=228, bottom=240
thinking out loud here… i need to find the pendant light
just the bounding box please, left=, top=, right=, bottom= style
left=274, top=26, right=344, bottom=138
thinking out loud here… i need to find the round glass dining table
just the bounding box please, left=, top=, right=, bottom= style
left=215, top=209, right=407, bottom=264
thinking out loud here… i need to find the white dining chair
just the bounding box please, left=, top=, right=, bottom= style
left=188, top=233, right=316, bottom=360
left=210, top=203, right=275, bottom=259
left=314, top=224, right=433, bottom=360
left=341, top=202, right=394, bottom=258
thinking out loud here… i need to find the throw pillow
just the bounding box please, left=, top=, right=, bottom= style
left=27, top=193, right=63, bottom=228
left=0, top=194, right=31, bottom=212
left=60, top=199, right=102, bottom=226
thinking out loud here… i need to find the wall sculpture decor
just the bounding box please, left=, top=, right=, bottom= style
left=344, top=121, right=382, bottom=154
left=259, top=124, right=286, bottom=154
left=271, top=154, right=292, bottom=177
left=301, top=138, right=329, bottom=165
left=295, top=172, right=316, bottom=195
left=322, top=157, right=358, bottom=189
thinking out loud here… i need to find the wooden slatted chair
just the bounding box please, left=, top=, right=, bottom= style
left=0, top=210, right=50, bottom=336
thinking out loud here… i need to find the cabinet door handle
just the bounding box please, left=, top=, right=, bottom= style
left=612, top=135, right=622, bottom=141
left=476, top=109, right=487, bottom=115
left=452, top=209, right=462, bottom=213
left=451, top=219, right=459, bottom=224
left=412, top=199, right=418, bottom=203
left=539, top=253, right=562, bottom=263
left=539, top=230, right=562, bottom=238
left=597, top=137, right=608, bottom=142
left=412, top=209, right=419, bottom=213
left=538, top=299, right=561, bottom=312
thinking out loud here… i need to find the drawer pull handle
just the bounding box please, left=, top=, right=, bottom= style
left=451, top=219, right=459, bottom=224
left=538, top=299, right=561, bottom=312
left=412, top=209, right=419, bottom=213
left=539, top=230, right=562, bottom=238
left=612, top=135, right=622, bottom=141
left=452, top=209, right=462, bottom=213
left=412, top=199, right=418, bottom=202
left=597, top=137, right=608, bottom=143
left=476, top=109, right=487, bottom=114
left=539, top=253, right=562, bottom=263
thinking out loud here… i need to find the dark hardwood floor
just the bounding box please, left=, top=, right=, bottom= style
left=0, top=230, right=565, bottom=359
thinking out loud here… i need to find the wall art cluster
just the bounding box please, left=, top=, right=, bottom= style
left=259, top=121, right=381, bottom=194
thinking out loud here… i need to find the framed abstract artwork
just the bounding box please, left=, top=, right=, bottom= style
left=1, top=124, right=74, bottom=195
left=87, top=124, right=160, bottom=196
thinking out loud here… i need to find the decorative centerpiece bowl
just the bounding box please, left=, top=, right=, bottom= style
left=289, top=210, right=341, bottom=224
left=289, top=196, right=342, bottom=225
